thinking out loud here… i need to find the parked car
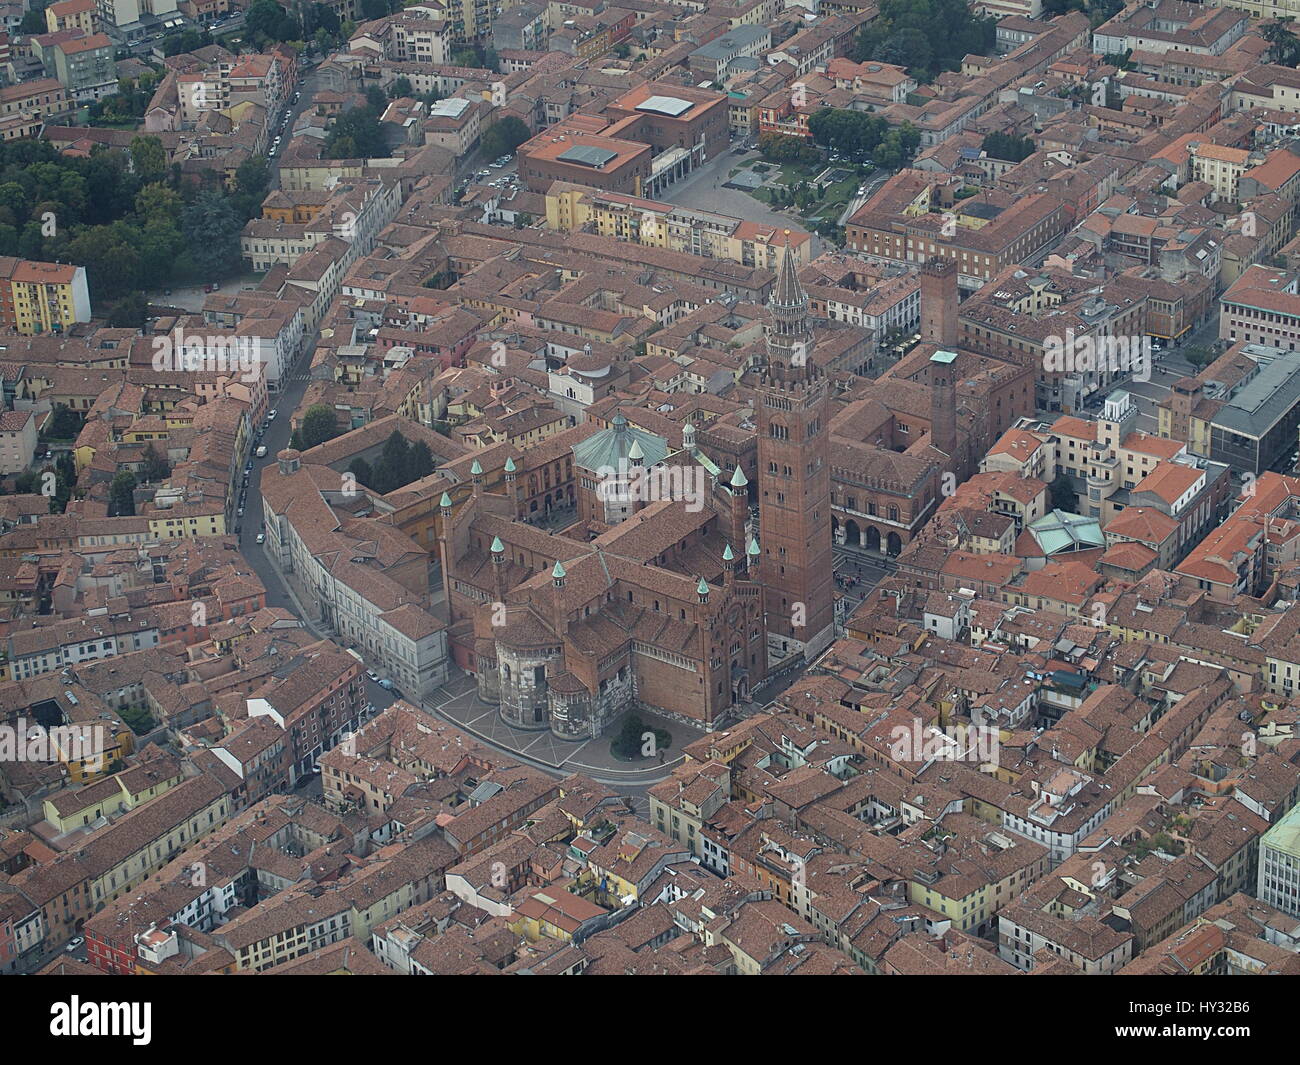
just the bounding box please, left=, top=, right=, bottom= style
left=268, top=409, right=278, bottom=421
left=377, top=678, right=395, bottom=691
left=65, top=937, right=83, bottom=953
left=255, top=532, right=265, bottom=544
left=366, top=669, right=380, bottom=683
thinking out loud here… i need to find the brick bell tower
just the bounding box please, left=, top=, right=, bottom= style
left=755, top=233, right=835, bottom=666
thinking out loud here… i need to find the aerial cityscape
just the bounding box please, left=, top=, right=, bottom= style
left=0, top=0, right=1296, bottom=988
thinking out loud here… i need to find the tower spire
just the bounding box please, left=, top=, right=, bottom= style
left=764, top=230, right=815, bottom=380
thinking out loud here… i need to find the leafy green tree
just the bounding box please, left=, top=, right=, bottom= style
left=982, top=132, right=1035, bottom=163
left=347, top=457, right=372, bottom=487
left=245, top=0, right=301, bottom=44
left=389, top=77, right=413, bottom=99
left=325, top=105, right=388, bottom=159
left=312, top=2, right=341, bottom=34
left=106, top=292, right=149, bottom=327
left=481, top=116, right=531, bottom=159
left=1263, top=17, right=1300, bottom=67
left=43, top=406, right=83, bottom=440
left=853, top=0, right=995, bottom=83
left=182, top=188, right=242, bottom=280
left=299, top=404, right=342, bottom=448
left=129, top=136, right=167, bottom=183
left=135, top=182, right=182, bottom=219
left=409, top=441, right=434, bottom=480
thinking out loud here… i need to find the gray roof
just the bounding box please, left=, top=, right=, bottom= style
left=635, top=95, right=693, bottom=117
left=557, top=144, right=617, bottom=168
left=690, top=24, right=769, bottom=60
left=1212, top=351, right=1300, bottom=439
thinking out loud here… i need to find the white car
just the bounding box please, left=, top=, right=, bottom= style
left=366, top=669, right=380, bottom=683
left=255, top=532, right=265, bottom=544
left=268, top=409, right=278, bottom=421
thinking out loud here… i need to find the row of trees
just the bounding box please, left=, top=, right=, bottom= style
left=807, top=110, right=921, bottom=169
left=981, top=132, right=1036, bottom=163
left=348, top=432, right=437, bottom=495
left=852, top=0, right=996, bottom=84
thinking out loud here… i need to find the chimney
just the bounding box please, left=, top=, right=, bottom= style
left=920, top=257, right=958, bottom=348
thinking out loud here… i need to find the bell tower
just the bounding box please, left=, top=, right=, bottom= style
left=754, top=233, right=835, bottom=665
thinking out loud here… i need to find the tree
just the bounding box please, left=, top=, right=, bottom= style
left=299, top=404, right=342, bottom=449
left=853, top=0, right=995, bottom=83
left=759, top=132, right=823, bottom=165
left=110, top=472, right=138, bottom=516
left=182, top=188, right=242, bottom=280
left=245, top=0, right=301, bottom=44
left=389, top=77, right=413, bottom=99
left=1263, top=17, right=1300, bottom=68
left=480, top=116, right=531, bottom=159
left=105, top=292, right=149, bottom=327
left=982, top=131, right=1035, bottom=163
left=381, top=430, right=411, bottom=480
left=140, top=443, right=171, bottom=483
left=347, top=457, right=372, bottom=487
left=612, top=713, right=646, bottom=759
left=129, top=136, right=167, bottom=183
left=1048, top=474, right=1076, bottom=513
left=325, top=105, right=387, bottom=159
left=409, top=441, right=434, bottom=480
left=808, top=109, right=891, bottom=160
left=43, top=406, right=82, bottom=440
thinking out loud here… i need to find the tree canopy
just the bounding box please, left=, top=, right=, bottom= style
left=808, top=110, right=920, bottom=168
left=853, top=0, right=996, bottom=83
left=481, top=116, right=531, bottom=159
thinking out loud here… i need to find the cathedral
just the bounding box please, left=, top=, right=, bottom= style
left=435, top=237, right=835, bottom=740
